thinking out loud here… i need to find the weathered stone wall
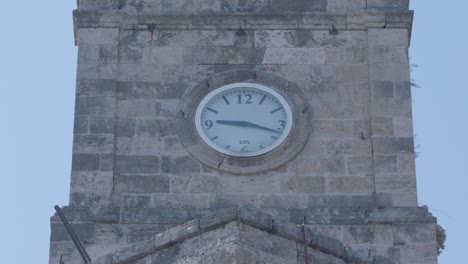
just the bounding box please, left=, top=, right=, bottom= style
left=70, top=1, right=415, bottom=211
left=50, top=1, right=437, bottom=264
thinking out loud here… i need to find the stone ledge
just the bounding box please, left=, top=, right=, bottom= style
left=90, top=207, right=395, bottom=264
left=73, top=10, right=413, bottom=31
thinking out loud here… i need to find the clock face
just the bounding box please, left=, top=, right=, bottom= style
left=195, top=83, right=293, bottom=157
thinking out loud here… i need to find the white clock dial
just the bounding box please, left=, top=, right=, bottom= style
left=195, top=83, right=293, bottom=157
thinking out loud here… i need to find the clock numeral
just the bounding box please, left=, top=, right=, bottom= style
left=237, top=94, right=253, bottom=104
left=271, top=136, right=278, bottom=140
left=259, top=95, right=267, bottom=105
left=204, top=120, right=213, bottom=129
left=210, top=136, right=218, bottom=140
left=277, top=120, right=286, bottom=130
left=240, top=146, right=249, bottom=152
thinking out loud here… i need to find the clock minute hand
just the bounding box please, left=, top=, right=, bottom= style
left=216, top=120, right=281, bottom=134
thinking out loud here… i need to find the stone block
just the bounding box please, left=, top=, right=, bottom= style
left=280, top=176, right=325, bottom=194
left=76, top=79, right=116, bottom=97
left=149, top=246, right=184, bottom=264
left=367, top=0, right=409, bottom=10
left=90, top=116, right=114, bottom=134
left=392, top=223, right=436, bottom=244
left=154, top=30, right=236, bottom=47
left=395, top=81, right=412, bottom=101
left=221, top=0, right=271, bottom=13
left=70, top=171, right=114, bottom=195
left=115, top=118, right=136, bottom=137
left=73, top=135, right=114, bottom=153
left=116, top=137, right=163, bottom=156
left=398, top=154, right=415, bottom=174
left=161, top=156, right=201, bottom=174
left=78, top=0, right=119, bottom=11
left=326, top=47, right=368, bottom=64
left=372, top=81, right=394, bottom=99
left=77, top=44, right=99, bottom=64
left=74, top=115, right=89, bottom=134
left=291, top=156, right=346, bottom=175
left=121, top=208, right=208, bottom=224
left=369, top=46, right=408, bottom=64
left=375, top=174, right=416, bottom=192
left=262, top=48, right=326, bottom=64
left=372, top=117, right=393, bottom=136
left=370, top=63, right=410, bottom=82
left=154, top=219, right=200, bottom=249
left=371, top=98, right=412, bottom=118
left=306, top=83, right=367, bottom=120
left=153, top=194, right=209, bottom=209
left=393, top=117, right=413, bottom=137
left=50, top=222, right=95, bottom=243
left=329, top=176, right=374, bottom=194
left=238, top=207, right=273, bottom=231
left=308, top=195, right=374, bottom=210
left=100, top=153, right=114, bottom=172
left=198, top=207, right=238, bottom=231
left=115, top=155, right=160, bottom=174
left=321, top=139, right=372, bottom=156
left=77, top=62, right=118, bottom=80
left=373, top=137, right=414, bottom=154
left=239, top=223, right=297, bottom=259
left=136, top=119, right=175, bottom=138
left=258, top=194, right=307, bottom=209
left=374, top=155, right=398, bottom=174
left=75, top=96, right=116, bottom=116
left=340, top=64, right=369, bottom=82
left=115, top=175, right=170, bottom=194
left=347, top=156, right=372, bottom=175
left=310, top=120, right=354, bottom=139
left=353, top=120, right=371, bottom=140
left=112, top=237, right=155, bottom=264
left=78, top=28, right=119, bottom=45
left=399, top=243, right=438, bottom=264
left=368, top=29, right=409, bottom=47
left=98, top=45, right=118, bottom=63
left=116, top=99, right=161, bottom=118
left=347, top=13, right=386, bottom=30
left=327, top=0, right=366, bottom=12
left=184, top=47, right=266, bottom=65
left=254, top=30, right=298, bottom=48
left=343, top=225, right=392, bottom=244
left=143, top=47, right=184, bottom=64
left=219, top=173, right=278, bottom=194
left=171, top=175, right=220, bottom=193
left=121, top=194, right=152, bottom=207
left=72, top=153, right=100, bottom=171
left=117, top=82, right=188, bottom=100
left=209, top=194, right=257, bottom=208
left=271, top=0, right=327, bottom=12
left=163, top=137, right=187, bottom=156
left=308, top=233, right=346, bottom=258
left=391, top=191, right=417, bottom=207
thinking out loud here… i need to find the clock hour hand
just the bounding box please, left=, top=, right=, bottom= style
left=216, top=120, right=282, bottom=134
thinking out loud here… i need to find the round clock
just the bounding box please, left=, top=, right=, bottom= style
left=195, top=82, right=293, bottom=157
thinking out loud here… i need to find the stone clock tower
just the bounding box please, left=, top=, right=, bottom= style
left=50, top=1, right=438, bottom=263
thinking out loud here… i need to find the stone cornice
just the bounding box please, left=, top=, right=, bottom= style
left=73, top=10, right=413, bottom=45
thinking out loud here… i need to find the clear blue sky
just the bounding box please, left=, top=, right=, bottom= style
left=0, top=1, right=466, bottom=263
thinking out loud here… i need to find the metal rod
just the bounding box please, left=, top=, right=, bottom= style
left=54, top=205, right=92, bottom=263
